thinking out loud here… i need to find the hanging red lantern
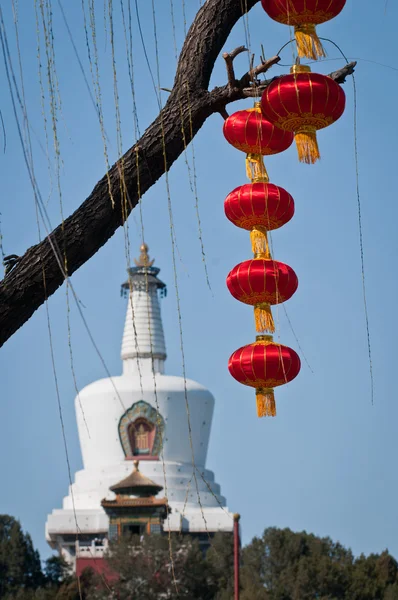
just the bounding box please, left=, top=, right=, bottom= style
left=260, top=0, right=346, bottom=60
left=227, top=259, right=298, bottom=333
left=223, top=104, right=294, bottom=181
left=261, top=65, right=345, bottom=164
left=228, top=335, right=301, bottom=417
left=224, top=182, right=295, bottom=255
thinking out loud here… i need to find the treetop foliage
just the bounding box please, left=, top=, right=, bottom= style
left=2, top=515, right=398, bottom=600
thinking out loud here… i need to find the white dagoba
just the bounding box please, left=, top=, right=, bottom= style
left=46, top=244, right=233, bottom=565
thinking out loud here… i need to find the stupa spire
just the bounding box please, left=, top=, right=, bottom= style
left=121, top=243, right=167, bottom=375
left=134, top=243, right=155, bottom=268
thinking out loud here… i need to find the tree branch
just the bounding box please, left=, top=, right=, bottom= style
left=222, top=46, right=248, bottom=88
left=239, top=54, right=281, bottom=88
left=0, top=0, right=355, bottom=347
left=0, top=0, right=261, bottom=347
left=329, top=61, right=357, bottom=83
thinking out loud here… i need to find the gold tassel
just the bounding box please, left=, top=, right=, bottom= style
left=256, top=388, right=276, bottom=418
left=294, top=24, right=326, bottom=60
left=294, top=129, right=320, bottom=164
left=246, top=154, right=269, bottom=183
left=250, top=227, right=271, bottom=258
left=254, top=303, right=275, bottom=333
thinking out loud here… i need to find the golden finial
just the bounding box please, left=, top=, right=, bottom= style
left=134, top=243, right=155, bottom=267
left=133, top=460, right=140, bottom=471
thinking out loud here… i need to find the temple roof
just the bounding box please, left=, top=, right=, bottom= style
left=101, top=497, right=167, bottom=508
left=110, top=461, right=163, bottom=497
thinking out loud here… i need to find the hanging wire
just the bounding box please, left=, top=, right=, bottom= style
left=126, top=0, right=180, bottom=563
left=282, top=304, right=314, bottom=373
left=186, top=82, right=212, bottom=291
left=1, top=8, right=85, bottom=595
left=1, top=1, right=141, bottom=454
left=106, top=0, right=133, bottom=280
left=319, top=37, right=374, bottom=405
left=0, top=214, right=5, bottom=278
left=181, top=0, right=188, bottom=37
left=273, top=34, right=374, bottom=397
left=0, top=26, right=167, bottom=582
left=167, top=0, right=211, bottom=290
left=0, top=109, right=6, bottom=153
left=34, top=0, right=54, bottom=206
left=44, top=286, right=84, bottom=600
left=195, top=467, right=233, bottom=519
left=150, top=0, right=214, bottom=551
left=134, top=0, right=160, bottom=106
left=119, top=0, right=140, bottom=140
left=130, top=159, right=178, bottom=591
left=351, top=73, right=374, bottom=404
left=112, top=1, right=177, bottom=574
left=87, top=0, right=146, bottom=415
left=178, top=474, right=193, bottom=535
left=36, top=1, right=92, bottom=435
left=57, top=0, right=108, bottom=138
left=45, top=303, right=82, bottom=600
left=82, top=0, right=114, bottom=206
left=133, top=0, right=186, bottom=272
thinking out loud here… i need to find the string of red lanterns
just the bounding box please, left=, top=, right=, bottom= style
left=223, top=3, right=347, bottom=417
left=223, top=107, right=299, bottom=417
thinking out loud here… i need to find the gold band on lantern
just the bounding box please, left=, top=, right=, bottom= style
left=256, top=334, right=274, bottom=344
left=290, top=63, right=312, bottom=74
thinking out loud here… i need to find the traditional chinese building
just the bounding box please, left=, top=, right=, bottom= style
left=101, top=460, right=169, bottom=541
left=46, top=244, right=234, bottom=569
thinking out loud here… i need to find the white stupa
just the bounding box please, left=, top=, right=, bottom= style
left=46, top=244, right=234, bottom=564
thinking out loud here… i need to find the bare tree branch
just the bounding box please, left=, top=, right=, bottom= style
left=222, top=45, right=248, bottom=88
left=329, top=61, right=357, bottom=84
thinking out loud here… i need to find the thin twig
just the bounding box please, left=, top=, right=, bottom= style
left=222, top=45, right=248, bottom=87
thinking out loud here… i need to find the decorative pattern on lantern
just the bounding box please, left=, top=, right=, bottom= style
left=224, top=182, right=295, bottom=256
left=226, top=259, right=298, bottom=333
left=261, top=0, right=346, bottom=59
left=228, top=335, right=301, bottom=417
left=261, top=65, right=346, bottom=164
left=223, top=104, right=294, bottom=182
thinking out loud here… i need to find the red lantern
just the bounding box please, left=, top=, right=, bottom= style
left=261, top=65, right=345, bottom=164
left=223, top=104, right=294, bottom=181
left=261, top=0, right=346, bottom=60
left=227, top=259, right=298, bottom=333
left=224, top=182, right=295, bottom=255
left=228, top=335, right=301, bottom=417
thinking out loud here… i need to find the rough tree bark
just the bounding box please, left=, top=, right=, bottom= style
left=0, top=0, right=355, bottom=347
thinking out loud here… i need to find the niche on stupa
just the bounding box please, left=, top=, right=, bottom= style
left=118, top=400, right=165, bottom=459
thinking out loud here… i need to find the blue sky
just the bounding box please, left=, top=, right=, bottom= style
left=1, top=0, right=398, bottom=564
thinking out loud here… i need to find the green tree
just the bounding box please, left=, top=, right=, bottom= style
left=240, top=527, right=354, bottom=600
left=0, top=515, right=44, bottom=597
left=206, top=532, right=235, bottom=598
left=55, top=567, right=101, bottom=600
left=102, top=534, right=216, bottom=599
left=44, top=555, right=71, bottom=587
left=349, top=551, right=398, bottom=600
